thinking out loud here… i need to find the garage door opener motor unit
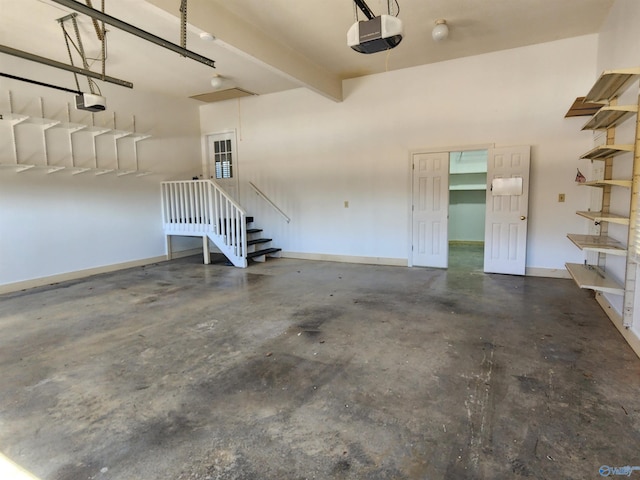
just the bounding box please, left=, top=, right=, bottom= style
left=347, top=0, right=403, bottom=54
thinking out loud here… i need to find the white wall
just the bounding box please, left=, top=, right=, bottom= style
left=200, top=34, right=598, bottom=272
left=0, top=56, right=202, bottom=291
left=595, top=0, right=640, bottom=341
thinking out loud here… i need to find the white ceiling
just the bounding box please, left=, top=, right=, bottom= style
left=0, top=0, right=615, bottom=103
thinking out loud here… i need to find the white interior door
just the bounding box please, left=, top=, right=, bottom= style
left=412, top=152, right=449, bottom=268
left=207, top=131, right=239, bottom=200
left=484, top=146, right=530, bottom=275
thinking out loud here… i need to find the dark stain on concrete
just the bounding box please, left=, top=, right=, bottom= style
left=292, top=305, right=342, bottom=326
left=515, top=375, right=545, bottom=394
left=135, top=412, right=198, bottom=447
left=194, top=353, right=350, bottom=422
left=52, top=460, right=101, bottom=480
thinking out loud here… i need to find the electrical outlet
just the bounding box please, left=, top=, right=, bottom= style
left=558, top=193, right=565, bottom=202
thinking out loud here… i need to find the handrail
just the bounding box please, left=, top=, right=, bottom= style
left=161, top=179, right=248, bottom=267
left=248, top=181, right=291, bottom=223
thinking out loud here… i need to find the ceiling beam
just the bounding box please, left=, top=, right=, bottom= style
left=144, top=0, right=343, bottom=102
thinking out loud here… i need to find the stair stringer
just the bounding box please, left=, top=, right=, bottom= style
left=205, top=231, right=248, bottom=268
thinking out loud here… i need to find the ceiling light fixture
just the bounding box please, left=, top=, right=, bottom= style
left=432, top=19, right=449, bottom=42
left=199, top=32, right=215, bottom=42
left=210, top=74, right=225, bottom=89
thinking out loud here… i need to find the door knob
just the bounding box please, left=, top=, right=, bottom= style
left=520, top=216, right=526, bottom=220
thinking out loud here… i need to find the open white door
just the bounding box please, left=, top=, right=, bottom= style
left=412, top=152, right=449, bottom=268
left=207, top=131, right=239, bottom=201
left=484, top=146, right=530, bottom=275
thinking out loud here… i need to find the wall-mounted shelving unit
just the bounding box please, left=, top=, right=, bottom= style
left=0, top=93, right=152, bottom=176
left=565, top=67, right=640, bottom=329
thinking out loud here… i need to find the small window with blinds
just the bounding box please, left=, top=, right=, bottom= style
left=214, top=139, right=233, bottom=179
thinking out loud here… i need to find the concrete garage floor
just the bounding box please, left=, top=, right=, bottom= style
left=1, top=254, right=640, bottom=480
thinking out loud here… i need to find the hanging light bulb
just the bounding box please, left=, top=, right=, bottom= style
left=432, top=19, right=449, bottom=42
left=210, top=74, right=224, bottom=89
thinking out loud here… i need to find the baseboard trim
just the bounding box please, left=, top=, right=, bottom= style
left=280, top=251, right=407, bottom=267
left=171, top=248, right=202, bottom=259
left=525, top=267, right=571, bottom=279
left=0, top=248, right=202, bottom=295
left=596, top=292, right=640, bottom=360
left=280, top=253, right=570, bottom=277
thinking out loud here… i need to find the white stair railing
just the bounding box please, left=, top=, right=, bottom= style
left=161, top=180, right=247, bottom=267
left=248, top=181, right=291, bottom=223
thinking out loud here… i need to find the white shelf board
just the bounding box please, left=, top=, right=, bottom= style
left=566, top=263, right=624, bottom=295
left=0, top=113, right=28, bottom=125
left=449, top=185, right=486, bottom=191
left=16, top=165, right=36, bottom=172
left=576, top=210, right=630, bottom=225
left=101, top=129, right=132, bottom=140
left=16, top=164, right=67, bottom=174
left=50, top=122, right=87, bottom=133
left=0, top=163, right=35, bottom=172
left=44, top=166, right=66, bottom=174
left=580, top=144, right=634, bottom=160
left=69, top=167, right=92, bottom=175
left=582, top=105, right=638, bottom=131
left=19, top=117, right=60, bottom=129
left=129, top=132, right=151, bottom=142
left=82, top=126, right=111, bottom=135
left=578, top=179, right=632, bottom=188
left=567, top=234, right=627, bottom=256
left=584, top=68, right=640, bottom=103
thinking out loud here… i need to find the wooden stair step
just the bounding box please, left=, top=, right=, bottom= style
left=247, top=238, right=272, bottom=246
left=246, top=247, right=282, bottom=259
left=246, top=228, right=263, bottom=234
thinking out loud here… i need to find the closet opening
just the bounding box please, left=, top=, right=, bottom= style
left=448, top=149, right=487, bottom=271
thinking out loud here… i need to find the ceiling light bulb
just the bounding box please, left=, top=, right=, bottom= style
left=199, top=32, right=215, bottom=41
left=432, top=19, right=449, bottom=42
left=210, top=75, right=224, bottom=89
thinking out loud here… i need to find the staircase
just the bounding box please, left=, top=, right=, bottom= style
left=161, top=180, right=281, bottom=268
left=246, top=218, right=282, bottom=263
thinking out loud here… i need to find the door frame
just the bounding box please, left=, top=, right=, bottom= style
left=408, top=143, right=493, bottom=267
left=202, top=129, right=240, bottom=198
